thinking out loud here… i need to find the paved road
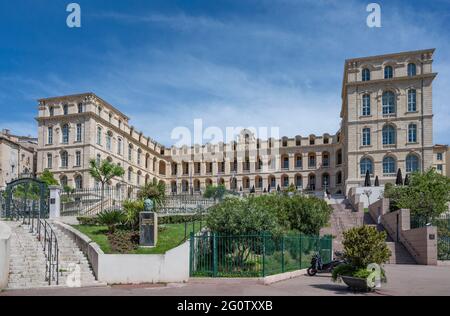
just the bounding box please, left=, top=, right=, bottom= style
left=1, top=265, right=449, bottom=296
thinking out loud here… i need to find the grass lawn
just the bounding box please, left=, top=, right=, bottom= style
left=73, top=222, right=202, bottom=255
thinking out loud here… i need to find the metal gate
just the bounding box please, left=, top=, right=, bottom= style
left=5, top=178, right=49, bottom=220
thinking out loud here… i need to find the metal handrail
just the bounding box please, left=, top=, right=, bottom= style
left=22, top=210, right=59, bottom=286
left=35, top=218, right=59, bottom=286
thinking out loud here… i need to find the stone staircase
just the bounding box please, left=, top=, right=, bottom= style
left=322, top=199, right=416, bottom=264
left=7, top=221, right=49, bottom=289
left=5, top=220, right=100, bottom=290
left=321, top=200, right=363, bottom=252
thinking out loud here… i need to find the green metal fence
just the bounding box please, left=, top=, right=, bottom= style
left=411, top=214, right=450, bottom=260
left=189, top=232, right=332, bottom=277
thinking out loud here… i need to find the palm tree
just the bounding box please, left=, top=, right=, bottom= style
left=89, top=159, right=125, bottom=212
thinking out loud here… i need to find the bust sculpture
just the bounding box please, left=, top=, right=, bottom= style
left=144, top=198, right=154, bottom=212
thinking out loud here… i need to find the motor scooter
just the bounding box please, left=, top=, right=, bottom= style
left=307, top=251, right=345, bottom=276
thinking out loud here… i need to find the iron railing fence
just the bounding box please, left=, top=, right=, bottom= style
left=60, top=187, right=217, bottom=217
left=411, top=213, right=450, bottom=260
left=0, top=190, right=5, bottom=218
left=190, top=232, right=332, bottom=278
left=15, top=213, right=60, bottom=286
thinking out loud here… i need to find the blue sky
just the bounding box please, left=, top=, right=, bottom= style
left=0, top=0, right=449, bottom=145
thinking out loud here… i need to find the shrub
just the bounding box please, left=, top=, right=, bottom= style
left=97, top=210, right=125, bottom=233
left=342, top=226, right=391, bottom=269
left=137, top=182, right=166, bottom=209
left=205, top=194, right=332, bottom=236
left=159, top=214, right=204, bottom=224
left=108, top=229, right=139, bottom=253
left=122, top=199, right=144, bottom=230
left=77, top=216, right=99, bottom=226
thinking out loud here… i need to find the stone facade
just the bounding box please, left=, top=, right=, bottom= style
left=341, top=49, right=437, bottom=192
left=34, top=49, right=444, bottom=194
left=432, top=144, right=448, bottom=176
left=0, top=130, right=37, bottom=189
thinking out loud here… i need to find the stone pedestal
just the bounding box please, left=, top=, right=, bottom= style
left=49, top=186, right=62, bottom=219
left=139, top=212, right=158, bottom=247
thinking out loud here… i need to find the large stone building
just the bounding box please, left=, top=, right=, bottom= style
left=0, top=129, right=37, bottom=189
left=34, top=49, right=443, bottom=195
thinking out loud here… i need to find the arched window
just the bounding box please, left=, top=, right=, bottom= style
left=282, top=175, right=289, bottom=187
left=322, top=174, right=330, bottom=189
left=295, top=154, right=302, bottom=169
left=308, top=153, right=316, bottom=168
left=382, top=91, right=396, bottom=115
left=360, top=157, right=373, bottom=175
left=75, top=175, right=83, bottom=189
left=295, top=174, right=303, bottom=188
left=128, top=168, right=133, bottom=182
left=408, top=124, right=417, bottom=143
left=117, top=138, right=123, bottom=155
left=62, top=124, right=69, bottom=144
left=128, top=144, right=133, bottom=161
left=60, top=151, right=68, bottom=168
left=362, top=128, right=371, bottom=146
left=383, top=156, right=396, bottom=174
left=384, top=66, right=393, bottom=79
left=362, top=68, right=370, bottom=81
left=408, top=89, right=417, bottom=112
left=407, top=63, right=416, bottom=77
left=322, top=152, right=330, bottom=167
left=382, top=125, right=396, bottom=145
left=336, top=150, right=342, bottom=166
left=60, top=176, right=68, bottom=187
left=336, top=172, right=342, bottom=185
left=137, top=149, right=142, bottom=165
left=282, top=156, right=289, bottom=169
left=406, top=154, right=419, bottom=173
left=47, top=127, right=53, bottom=144
left=96, top=126, right=102, bottom=145
left=362, top=94, right=371, bottom=116
left=106, top=131, right=112, bottom=151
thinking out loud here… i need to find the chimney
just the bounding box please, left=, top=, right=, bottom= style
left=2, top=129, right=10, bottom=135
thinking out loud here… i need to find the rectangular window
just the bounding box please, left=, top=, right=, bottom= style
left=76, top=124, right=82, bottom=142
left=408, top=90, right=417, bottom=112
left=47, top=154, right=52, bottom=169
left=47, top=127, right=53, bottom=144
left=437, top=153, right=443, bottom=161
left=408, top=125, right=417, bottom=143
left=75, top=151, right=81, bottom=167
left=437, top=164, right=443, bottom=171
left=362, top=128, right=371, bottom=146
left=97, top=128, right=102, bottom=145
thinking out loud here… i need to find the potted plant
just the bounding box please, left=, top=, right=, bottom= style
left=332, top=225, right=391, bottom=291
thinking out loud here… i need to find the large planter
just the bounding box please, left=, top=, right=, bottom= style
left=341, top=275, right=372, bottom=292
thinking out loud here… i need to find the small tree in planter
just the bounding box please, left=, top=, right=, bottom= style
left=332, top=226, right=391, bottom=291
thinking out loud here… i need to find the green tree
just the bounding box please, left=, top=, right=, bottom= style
left=203, top=184, right=227, bottom=201
left=385, top=169, right=450, bottom=220
left=89, top=159, right=125, bottom=212
left=206, top=197, right=282, bottom=235
left=39, top=169, right=59, bottom=186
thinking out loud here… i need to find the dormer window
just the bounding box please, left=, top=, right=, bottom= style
left=63, top=104, right=69, bottom=115
left=407, top=63, right=417, bottom=77
left=384, top=66, right=393, bottom=79
left=362, top=68, right=370, bottom=81
left=49, top=107, right=54, bottom=117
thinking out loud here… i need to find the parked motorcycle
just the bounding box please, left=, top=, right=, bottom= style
left=307, top=251, right=345, bottom=276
